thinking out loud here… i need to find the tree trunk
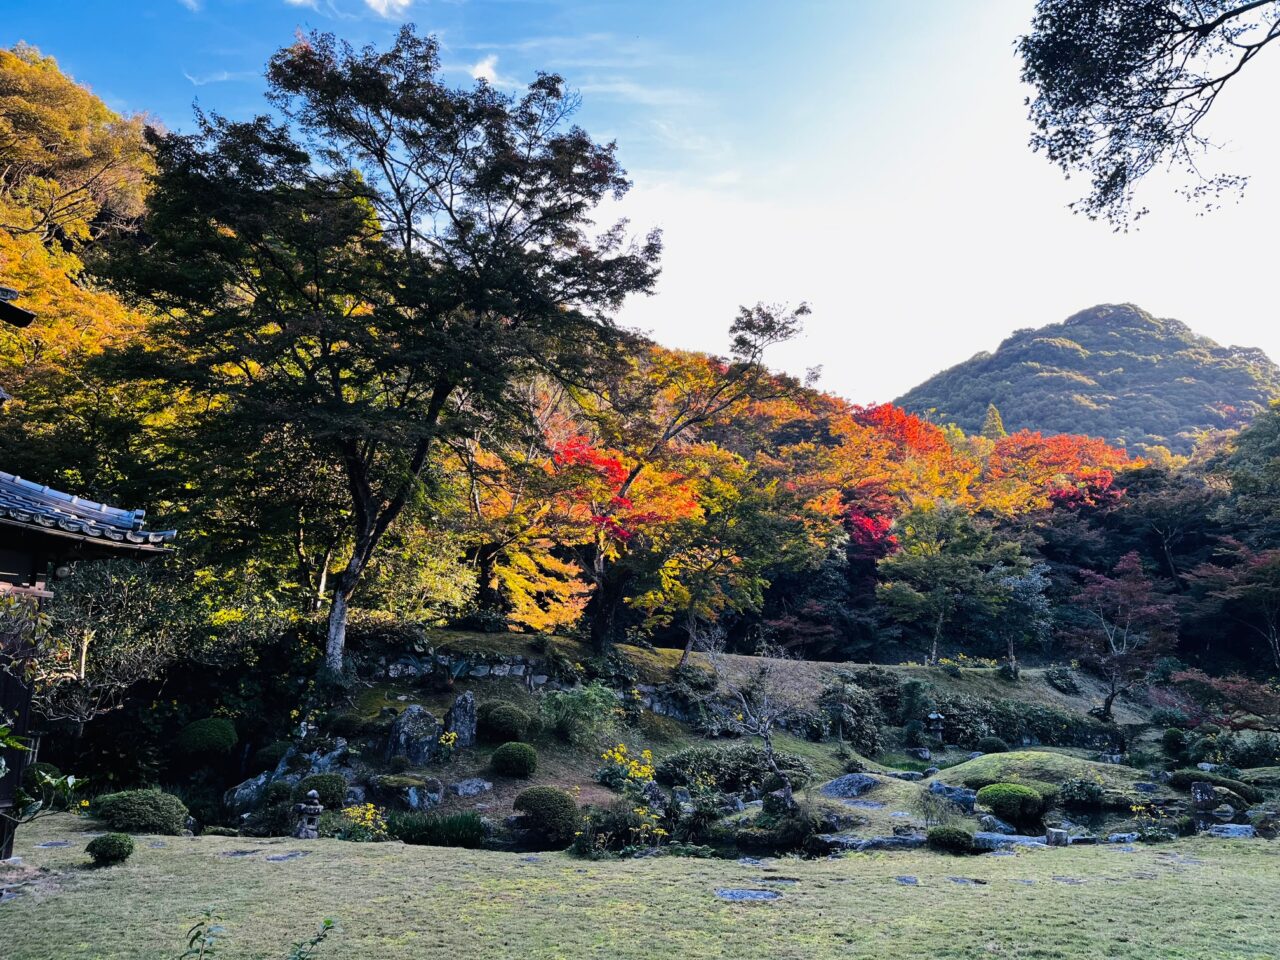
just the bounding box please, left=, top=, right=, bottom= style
left=1101, top=682, right=1120, bottom=722
left=678, top=611, right=697, bottom=667
left=325, top=587, right=350, bottom=672
left=929, top=610, right=944, bottom=664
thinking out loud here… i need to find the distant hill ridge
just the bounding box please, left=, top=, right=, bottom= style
left=896, top=303, right=1280, bottom=454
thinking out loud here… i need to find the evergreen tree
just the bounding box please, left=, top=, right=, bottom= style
left=981, top=402, right=1008, bottom=439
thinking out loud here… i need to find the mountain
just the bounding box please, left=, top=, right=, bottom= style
left=896, top=303, right=1280, bottom=455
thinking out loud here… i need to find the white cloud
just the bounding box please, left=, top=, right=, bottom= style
left=177, top=0, right=201, bottom=10
left=364, top=0, right=412, bottom=17
left=183, top=69, right=258, bottom=87
left=470, top=54, right=499, bottom=84
left=284, top=0, right=318, bottom=7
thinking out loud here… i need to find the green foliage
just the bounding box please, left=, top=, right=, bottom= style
left=897, top=304, right=1280, bottom=454
left=20, top=761, right=62, bottom=805
left=491, top=741, right=538, bottom=779
left=926, top=826, right=975, bottom=855
left=1150, top=708, right=1189, bottom=729
left=175, top=717, right=238, bottom=757
left=86, top=832, right=134, bottom=866
left=478, top=702, right=533, bottom=744
left=975, top=736, right=1010, bottom=754
left=734, top=811, right=822, bottom=855
left=817, top=675, right=884, bottom=755
left=294, top=774, right=347, bottom=810
left=1044, top=666, right=1080, bottom=695
left=976, top=783, right=1043, bottom=825
left=513, top=787, right=580, bottom=850
left=201, top=825, right=240, bottom=837
left=94, top=789, right=188, bottom=835
left=1162, top=728, right=1189, bottom=760
left=931, top=691, right=1102, bottom=748
left=655, top=744, right=813, bottom=794
left=386, top=811, right=486, bottom=849
left=541, top=682, right=620, bottom=748
left=1059, top=777, right=1106, bottom=810
left=1168, top=769, right=1263, bottom=804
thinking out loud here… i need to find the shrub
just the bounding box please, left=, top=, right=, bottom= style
left=94, top=790, right=189, bottom=835
left=513, top=786, right=580, bottom=849
left=1162, top=728, right=1188, bottom=758
left=491, top=742, right=538, bottom=778
left=903, top=719, right=927, bottom=748
left=1059, top=777, right=1106, bottom=810
left=175, top=717, right=238, bottom=757
left=976, top=783, right=1043, bottom=825
left=541, top=682, right=619, bottom=747
left=1223, top=732, right=1280, bottom=769
left=1150, top=707, right=1189, bottom=728
left=655, top=744, right=813, bottom=794
left=734, top=812, right=822, bottom=855
left=817, top=677, right=884, bottom=755
left=293, top=774, right=348, bottom=810
left=201, top=825, right=239, bottom=837
left=1044, top=665, right=1080, bottom=695
left=387, top=811, right=486, bottom=848
left=387, top=755, right=412, bottom=774
left=321, top=803, right=388, bottom=842
left=251, top=741, right=292, bottom=774
left=571, top=800, right=667, bottom=857
left=265, top=780, right=294, bottom=804
left=926, top=826, right=975, bottom=854
left=479, top=702, right=533, bottom=743
left=86, top=832, right=134, bottom=866
left=242, top=800, right=294, bottom=837
left=932, top=691, right=1101, bottom=748
left=20, top=761, right=63, bottom=806
left=975, top=736, right=1010, bottom=754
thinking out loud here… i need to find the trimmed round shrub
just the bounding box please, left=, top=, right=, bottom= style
left=94, top=789, right=189, bottom=835
left=265, top=780, right=294, bottom=804
left=927, top=826, right=975, bottom=854
left=491, top=742, right=538, bottom=778
left=1161, top=727, right=1188, bottom=758
left=975, top=736, right=1010, bottom=754
left=175, top=717, right=238, bottom=757
left=201, top=825, right=239, bottom=837
left=1059, top=777, right=1106, bottom=810
left=86, top=832, right=134, bottom=866
left=21, top=761, right=62, bottom=798
left=976, top=783, right=1043, bottom=825
left=513, top=786, right=580, bottom=849
left=479, top=702, right=532, bottom=743
left=655, top=744, right=813, bottom=793
left=251, top=741, right=292, bottom=773
left=293, top=773, right=348, bottom=810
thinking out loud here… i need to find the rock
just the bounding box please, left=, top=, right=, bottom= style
left=890, top=771, right=924, bottom=782
left=449, top=777, right=492, bottom=798
left=895, top=875, right=919, bottom=885
left=1247, top=808, right=1280, bottom=839
left=344, top=784, right=366, bottom=805
left=979, top=814, right=1016, bottom=835
left=1196, top=762, right=1220, bottom=772
left=530, top=674, right=549, bottom=687
left=1069, top=834, right=1099, bottom=845
left=973, top=832, right=1048, bottom=851
left=387, top=659, right=422, bottom=678
left=904, top=747, right=931, bottom=761
left=1207, top=824, right=1256, bottom=839
left=224, top=771, right=271, bottom=816
left=445, top=691, right=478, bottom=748
left=369, top=775, right=443, bottom=811
left=1134, top=782, right=1159, bottom=794
left=715, top=888, right=781, bottom=902
left=386, top=705, right=442, bottom=765
left=469, top=665, right=491, bottom=678
left=1046, top=828, right=1070, bottom=847
left=1106, top=832, right=1139, bottom=844
left=820, top=773, right=880, bottom=800
left=672, top=786, right=692, bottom=805
left=928, top=781, right=977, bottom=815
left=640, top=780, right=672, bottom=817
left=1211, top=803, right=1237, bottom=822
left=923, top=767, right=940, bottom=777
left=1191, top=781, right=1218, bottom=811
left=1096, top=753, right=1126, bottom=765
left=966, top=751, right=984, bottom=761
left=849, top=834, right=926, bottom=852
left=490, top=664, right=510, bottom=677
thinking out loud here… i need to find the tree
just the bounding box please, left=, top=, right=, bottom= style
left=876, top=502, right=1026, bottom=663
left=993, top=563, right=1054, bottom=669
left=110, top=28, right=660, bottom=669
left=1188, top=540, right=1280, bottom=668
left=981, top=402, right=1007, bottom=440
left=1020, top=0, right=1280, bottom=226
left=1065, top=551, right=1179, bottom=720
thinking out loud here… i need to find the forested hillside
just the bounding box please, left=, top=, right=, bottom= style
left=897, top=303, right=1280, bottom=455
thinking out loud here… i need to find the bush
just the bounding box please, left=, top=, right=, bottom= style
left=94, top=790, right=189, bottom=835
left=251, top=741, right=292, bottom=774
left=293, top=774, right=348, bottom=810
left=903, top=719, right=927, bottom=748
left=976, top=783, right=1043, bottom=825
left=387, top=811, right=486, bottom=848
left=86, top=832, right=134, bottom=866
left=513, top=786, right=580, bottom=849
left=655, top=744, right=814, bottom=795
left=1162, top=727, right=1188, bottom=758
left=1059, top=777, right=1106, bottom=810
left=175, top=717, right=238, bottom=757
left=1044, top=665, right=1080, bottom=695
left=817, top=676, right=884, bottom=755
left=479, top=702, right=533, bottom=743
left=734, top=812, right=822, bottom=855
left=201, top=825, right=239, bottom=837
left=242, top=800, right=294, bottom=837
left=387, top=755, right=411, bottom=774
left=491, top=741, right=538, bottom=778
left=541, top=682, right=619, bottom=747
left=1168, top=769, right=1263, bottom=804
left=20, top=761, right=63, bottom=805
left=932, top=691, right=1101, bottom=748
left=1223, top=731, right=1280, bottom=769
left=265, top=780, right=294, bottom=804
left=975, top=736, right=1010, bottom=754
left=1150, top=707, right=1189, bottom=728
left=926, top=826, right=975, bottom=854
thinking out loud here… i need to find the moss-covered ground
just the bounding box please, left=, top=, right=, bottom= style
left=4, top=814, right=1278, bottom=959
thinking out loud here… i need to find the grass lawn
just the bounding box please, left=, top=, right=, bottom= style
left=4, top=815, right=1279, bottom=959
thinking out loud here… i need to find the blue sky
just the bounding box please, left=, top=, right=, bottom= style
left=9, top=1, right=1280, bottom=403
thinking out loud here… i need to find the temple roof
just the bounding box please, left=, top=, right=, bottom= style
left=0, top=471, right=175, bottom=549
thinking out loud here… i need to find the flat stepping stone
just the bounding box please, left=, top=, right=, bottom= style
left=34, top=841, right=69, bottom=849
left=737, top=856, right=767, bottom=866
left=219, top=849, right=259, bottom=858
left=519, top=856, right=543, bottom=864
left=0, top=889, right=19, bottom=904
left=1012, top=879, right=1035, bottom=885
left=148, top=841, right=167, bottom=849
left=716, top=888, right=782, bottom=902
left=266, top=850, right=310, bottom=862
left=843, top=799, right=886, bottom=809
left=752, top=876, right=799, bottom=885
left=1106, top=845, right=1136, bottom=853
left=895, top=875, right=919, bottom=885
left=1052, top=876, right=1085, bottom=885
left=947, top=877, right=987, bottom=885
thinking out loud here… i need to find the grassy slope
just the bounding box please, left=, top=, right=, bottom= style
left=7, top=815, right=1280, bottom=960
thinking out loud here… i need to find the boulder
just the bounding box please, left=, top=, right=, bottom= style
left=1046, top=828, right=1070, bottom=847
left=820, top=833, right=926, bottom=852
left=928, top=781, right=977, bottom=815
left=820, top=773, right=880, bottom=800
left=979, top=814, right=1016, bottom=835
left=224, top=772, right=270, bottom=816
left=1106, top=832, right=1139, bottom=844
left=1207, top=824, right=1256, bottom=839
left=445, top=691, right=478, bottom=748
left=1196, top=762, right=1220, bottom=772
left=904, top=747, right=932, bottom=762
left=923, top=767, right=940, bottom=778
left=966, top=751, right=984, bottom=761
left=386, top=705, right=442, bottom=766
left=640, top=780, right=672, bottom=817
left=368, top=775, right=443, bottom=811
left=973, top=832, right=1047, bottom=851
left=890, top=771, right=924, bottom=782
left=1191, top=781, right=1218, bottom=811
left=449, top=777, right=492, bottom=798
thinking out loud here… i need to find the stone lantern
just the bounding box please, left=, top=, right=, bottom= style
left=294, top=789, right=324, bottom=839
left=927, top=711, right=945, bottom=741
